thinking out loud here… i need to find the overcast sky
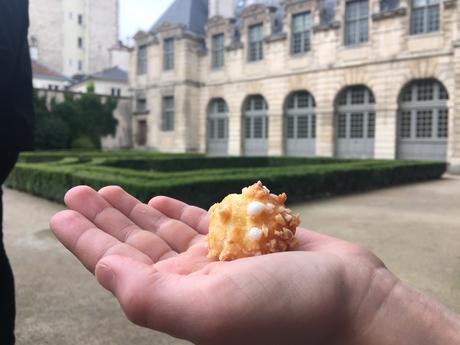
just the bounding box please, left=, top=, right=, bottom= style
left=119, top=0, right=175, bottom=41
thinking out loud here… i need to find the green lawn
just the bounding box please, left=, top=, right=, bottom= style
left=7, top=151, right=446, bottom=208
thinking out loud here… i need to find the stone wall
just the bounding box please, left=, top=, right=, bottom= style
left=130, top=0, right=460, bottom=169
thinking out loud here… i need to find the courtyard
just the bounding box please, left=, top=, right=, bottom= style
left=3, top=175, right=460, bottom=344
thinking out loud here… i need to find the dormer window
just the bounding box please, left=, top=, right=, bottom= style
left=248, top=23, right=263, bottom=62
left=163, top=38, right=175, bottom=71
left=137, top=45, right=148, bottom=75
left=211, top=33, right=225, bottom=69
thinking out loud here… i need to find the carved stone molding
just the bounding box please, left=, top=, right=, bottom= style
left=312, top=20, right=341, bottom=33
left=264, top=32, right=287, bottom=43
left=283, top=0, right=315, bottom=15
left=371, top=7, right=407, bottom=21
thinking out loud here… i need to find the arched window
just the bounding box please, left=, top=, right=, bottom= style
left=207, top=98, right=229, bottom=156
left=398, top=79, right=448, bottom=161
left=335, top=86, right=375, bottom=158
left=285, top=91, right=316, bottom=157
left=243, top=95, right=268, bottom=156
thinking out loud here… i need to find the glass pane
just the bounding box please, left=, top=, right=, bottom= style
left=351, top=88, right=366, bottom=104
left=338, top=113, right=347, bottom=138
left=417, top=81, right=434, bottom=101
left=439, top=85, right=448, bottom=100
left=297, top=116, right=309, bottom=138
left=413, top=0, right=428, bottom=7
left=338, top=91, right=348, bottom=105
left=297, top=92, right=310, bottom=108
left=359, top=19, right=368, bottom=43
left=350, top=113, right=364, bottom=138
left=254, top=96, right=265, bottom=110
left=287, top=95, right=295, bottom=109
left=217, top=118, right=226, bottom=139
left=416, top=110, right=433, bottom=138
left=245, top=117, right=251, bottom=138
left=437, top=109, right=448, bottom=138
left=311, top=114, right=316, bottom=138
left=346, top=21, right=357, bottom=45
left=368, top=112, right=375, bottom=138
left=427, top=5, right=440, bottom=32
left=287, top=116, right=294, bottom=138
left=292, top=32, right=302, bottom=54
left=401, top=87, right=412, bottom=102
left=253, top=117, right=263, bottom=138
left=400, top=111, right=412, bottom=138
left=411, top=7, right=425, bottom=34
left=209, top=119, right=215, bottom=139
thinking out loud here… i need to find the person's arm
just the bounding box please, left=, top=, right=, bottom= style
left=347, top=269, right=460, bottom=345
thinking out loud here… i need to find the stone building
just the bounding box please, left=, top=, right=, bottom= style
left=129, top=0, right=460, bottom=170
left=29, top=0, right=119, bottom=77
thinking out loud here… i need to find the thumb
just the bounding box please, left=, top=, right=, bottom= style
left=95, top=255, right=163, bottom=328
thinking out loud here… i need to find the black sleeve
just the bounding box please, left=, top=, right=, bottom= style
left=0, top=0, right=35, bottom=151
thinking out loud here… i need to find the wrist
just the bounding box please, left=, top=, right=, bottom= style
left=346, top=269, right=460, bottom=345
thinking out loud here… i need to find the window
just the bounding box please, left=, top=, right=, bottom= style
left=320, top=0, right=336, bottom=25
left=111, top=88, right=121, bottom=97
left=291, top=12, right=311, bottom=55
left=287, top=116, right=295, bottom=138
left=368, top=112, right=375, bottom=138
left=380, top=0, right=400, bottom=12
left=78, top=60, right=83, bottom=71
left=163, top=38, right=175, bottom=71
left=297, top=116, right=309, bottom=138
left=211, top=33, right=224, bottom=69
left=162, top=96, right=174, bottom=131
left=78, top=14, right=83, bottom=25
left=248, top=24, right=263, bottom=62
left=136, top=96, right=147, bottom=112
left=345, top=0, right=369, bottom=46
left=78, top=37, right=83, bottom=48
left=137, top=45, right=148, bottom=75
left=411, top=0, right=440, bottom=35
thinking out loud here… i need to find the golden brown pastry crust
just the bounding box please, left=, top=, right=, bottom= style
left=207, top=181, right=300, bottom=261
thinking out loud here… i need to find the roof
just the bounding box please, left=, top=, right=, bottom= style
left=91, top=66, right=128, bottom=82
left=150, top=0, right=209, bottom=36
left=31, top=60, right=71, bottom=82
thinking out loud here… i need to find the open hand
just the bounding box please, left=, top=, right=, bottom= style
left=50, top=186, right=399, bottom=345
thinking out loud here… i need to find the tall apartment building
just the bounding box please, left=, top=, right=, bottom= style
left=130, top=0, right=460, bottom=170
left=29, top=0, right=119, bottom=76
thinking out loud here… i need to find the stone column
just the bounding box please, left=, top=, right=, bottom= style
left=449, top=42, right=460, bottom=171
left=315, top=104, right=334, bottom=157
left=228, top=110, right=242, bottom=156
left=267, top=112, right=284, bottom=156
left=374, top=105, right=398, bottom=159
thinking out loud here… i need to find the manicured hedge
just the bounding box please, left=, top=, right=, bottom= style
left=6, top=153, right=446, bottom=209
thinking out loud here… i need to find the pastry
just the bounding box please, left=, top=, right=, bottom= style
left=207, top=181, right=300, bottom=261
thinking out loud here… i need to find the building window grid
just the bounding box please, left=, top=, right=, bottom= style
left=287, top=116, right=295, bottom=139
left=437, top=109, right=448, bottom=138
left=368, top=112, right=375, bottom=138
left=297, top=116, right=309, bottom=138
left=350, top=113, right=365, bottom=138
left=291, top=12, right=311, bottom=55
left=211, top=33, right=225, bottom=69
left=137, top=45, right=148, bottom=75
left=248, top=24, right=264, bottom=62
left=311, top=115, right=317, bottom=138
left=400, top=111, right=412, bottom=138
left=345, top=0, right=369, bottom=46
left=162, top=96, right=175, bottom=131
left=411, top=0, right=440, bottom=35
left=286, top=92, right=316, bottom=139
left=416, top=110, right=433, bottom=138
left=338, top=113, right=347, bottom=138
left=163, top=38, right=175, bottom=71
left=136, top=97, right=147, bottom=113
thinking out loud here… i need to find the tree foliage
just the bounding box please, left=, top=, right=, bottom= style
left=33, top=91, right=118, bottom=150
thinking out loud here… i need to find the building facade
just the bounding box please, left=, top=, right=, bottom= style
left=130, top=0, right=460, bottom=170
left=29, top=0, right=119, bottom=77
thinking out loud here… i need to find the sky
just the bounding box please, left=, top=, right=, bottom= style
left=119, top=0, right=175, bottom=41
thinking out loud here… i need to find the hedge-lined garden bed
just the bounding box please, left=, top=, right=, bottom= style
left=7, top=152, right=446, bottom=208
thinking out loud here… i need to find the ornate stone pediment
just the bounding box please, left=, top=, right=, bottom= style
left=283, top=0, right=314, bottom=14
left=133, top=30, right=150, bottom=42
left=240, top=4, right=276, bottom=19
left=154, top=22, right=185, bottom=37
left=205, top=15, right=236, bottom=36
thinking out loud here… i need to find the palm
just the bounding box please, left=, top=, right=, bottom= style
left=51, top=186, right=386, bottom=345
